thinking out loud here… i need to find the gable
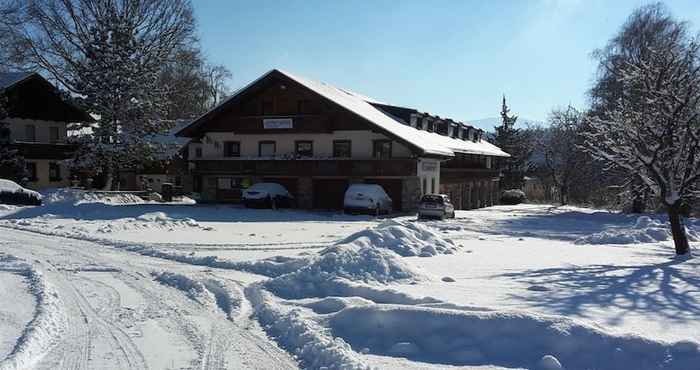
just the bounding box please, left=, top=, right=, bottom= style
left=177, top=70, right=430, bottom=156
left=3, top=74, right=91, bottom=123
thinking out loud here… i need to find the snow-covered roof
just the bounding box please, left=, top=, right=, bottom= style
left=178, top=69, right=510, bottom=158
left=0, top=72, right=34, bottom=91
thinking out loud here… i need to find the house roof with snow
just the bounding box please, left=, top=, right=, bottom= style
left=0, top=72, right=35, bottom=91
left=176, top=69, right=510, bottom=158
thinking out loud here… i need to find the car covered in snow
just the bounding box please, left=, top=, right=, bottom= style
left=343, top=184, right=393, bottom=215
left=241, top=182, right=294, bottom=208
left=418, top=194, right=455, bottom=219
left=0, top=179, right=42, bottom=206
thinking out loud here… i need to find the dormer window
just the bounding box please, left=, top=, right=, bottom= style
left=447, top=125, right=453, bottom=137
left=427, top=120, right=434, bottom=132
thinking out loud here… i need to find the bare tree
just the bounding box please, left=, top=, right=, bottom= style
left=544, top=106, right=583, bottom=205
left=583, top=3, right=700, bottom=255
left=159, top=46, right=232, bottom=120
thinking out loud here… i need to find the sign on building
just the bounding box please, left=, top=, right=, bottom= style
left=263, top=118, right=293, bottom=129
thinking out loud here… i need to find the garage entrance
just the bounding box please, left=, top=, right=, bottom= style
left=312, top=179, right=349, bottom=209
left=364, top=178, right=403, bottom=211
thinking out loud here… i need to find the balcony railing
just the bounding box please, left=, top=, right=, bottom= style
left=192, top=158, right=418, bottom=177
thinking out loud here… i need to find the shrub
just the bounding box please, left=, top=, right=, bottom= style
left=0, top=189, right=42, bottom=205
left=500, top=189, right=526, bottom=205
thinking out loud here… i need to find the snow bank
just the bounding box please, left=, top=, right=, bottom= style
left=337, top=220, right=458, bottom=257
left=265, top=243, right=423, bottom=300
left=151, top=271, right=242, bottom=320
left=96, top=212, right=212, bottom=233
left=42, top=188, right=144, bottom=205
left=246, top=285, right=368, bottom=370
left=576, top=216, right=700, bottom=245
left=152, top=271, right=216, bottom=307
left=0, top=258, right=65, bottom=370
left=329, top=304, right=700, bottom=370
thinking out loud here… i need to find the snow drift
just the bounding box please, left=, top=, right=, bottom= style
left=576, top=216, right=700, bottom=245
left=329, top=304, right=700, bottom=370
left=42, top=188, right=145, bottom=206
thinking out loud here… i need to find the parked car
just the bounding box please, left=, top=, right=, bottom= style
left=343, top=184, right=393, bottom=215
left=0, top=179, right=42, bottom=206
left=418, top=194, right=455, bottom=219
left=242, top=182, right=294, bottom=208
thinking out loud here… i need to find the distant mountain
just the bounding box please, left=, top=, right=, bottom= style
left=467, top=117, right=544, bottom=133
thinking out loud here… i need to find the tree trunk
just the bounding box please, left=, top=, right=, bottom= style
left=668, top=204, right=691, bottom=255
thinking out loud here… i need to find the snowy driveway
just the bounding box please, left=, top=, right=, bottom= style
left=0, top=228, right=298, bottom=370
left=1, top=193, right=699, bottom=370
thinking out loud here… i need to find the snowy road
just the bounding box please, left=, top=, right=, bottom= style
left=0, top=228, right=299, bottom=370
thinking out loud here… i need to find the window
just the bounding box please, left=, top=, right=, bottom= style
left=0, top=123, right=9, bottom=143
left=422, top=177, right=427, bottom=195
left=295, top=141, right=313, bottom=157
left=49, top=163, right=61, bottom=181
left=195, top=147, right=202, bottom=158
left=373, top=140, right=392, bottom=159
left=223, top=141, right=240, bottom=157
left=486, top=157, right=492, bottom=169
left=25, top=124, right=36, bottom=142
left=49, top=127, right=60, bottom=143
left=431, top=177, right=436, bottom=194
left=261, top=99, right=274, bottom=115
left=259, top=141, right=276, bottom=157
left=333, top=140, right=351, bottom=158
left=26, top=162, right=37, bottom=181
left=427, top=120, right=434, bottom=132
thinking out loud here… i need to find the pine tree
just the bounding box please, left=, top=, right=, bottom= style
left=0, top=93, right=26, bottom=183
left=70, top=12, right=172, bottom=186
left=494, top=96, right=532, bottom=190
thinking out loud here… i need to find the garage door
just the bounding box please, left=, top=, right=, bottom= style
left=312, top=179, right=349, bottom=209
left=364, top=179, right=403, bottom=211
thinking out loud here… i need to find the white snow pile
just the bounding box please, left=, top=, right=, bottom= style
left=42, top=188, right=145, bottom=205
left=328, top=304, right=700, bottom=370
left=0, top=256, right=65, bottom=370
left=96, top=212, right=212, bottom=233
left=337, top=219, right=458, bottom=257
left=265, top=243, right=424, bottom=300
left=576, top=216, right=700, bottom=245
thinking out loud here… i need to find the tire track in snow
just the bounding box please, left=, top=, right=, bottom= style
left=1, top=227, right=300, bottom=369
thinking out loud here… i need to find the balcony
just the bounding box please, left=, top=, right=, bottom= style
left=192, top=158, right=418, bottom=177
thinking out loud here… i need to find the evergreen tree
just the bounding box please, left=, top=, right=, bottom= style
left=493, top=96, right=532, bottom=190
left=0, top=93, right=26, bottom=183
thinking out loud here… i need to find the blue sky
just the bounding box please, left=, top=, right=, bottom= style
left=193, top=0, right=700, bottom=123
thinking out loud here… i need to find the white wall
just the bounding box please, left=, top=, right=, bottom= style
left=417, top=158, right=441, bottom=195
left=189, top=130, right=413, bottom=159
left=5, top=117, right=68, bottom=143
left=24, top=159, right=71, bottom=189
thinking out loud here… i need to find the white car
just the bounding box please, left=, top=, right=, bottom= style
left=242, top=183, right=294, bottom=208
left=343, top=184, right=393, bottom=215
left=0, top=178, right=42, bottom=205
left=418, top=194, right=455, bottom=219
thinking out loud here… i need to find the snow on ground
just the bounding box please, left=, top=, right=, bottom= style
left=1, top=194, right=700, bottom=369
